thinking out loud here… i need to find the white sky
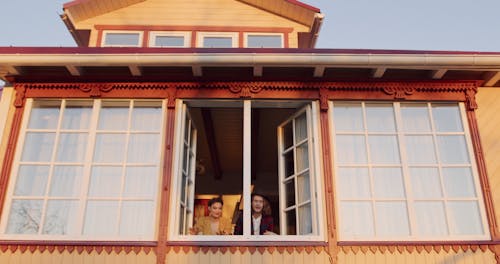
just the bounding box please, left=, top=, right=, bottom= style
left=0, top=0, right=500, bottom=51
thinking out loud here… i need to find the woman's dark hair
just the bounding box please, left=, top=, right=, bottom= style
left=208, top=196, right=223, bottom=207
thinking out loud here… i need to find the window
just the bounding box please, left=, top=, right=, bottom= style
left=0, top=99, right=164, bottom=240
left=149, top=32, right=190, bottom=47
left=330, top=102, right=489, bottom=241
left=197, top=32, right=238, bottom=48
left=169, top=100, right=324, bottom=241
left=102, top=31, right=142, bottom=47
left=245, top=34, right=283, bottom=48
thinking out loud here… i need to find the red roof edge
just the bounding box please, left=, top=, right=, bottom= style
left=286, top=0, right=320, bottom=13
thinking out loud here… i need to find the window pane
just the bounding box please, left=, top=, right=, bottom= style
left=366, top=104, right=395, bottom=132
left=120, top=201, right=154, bottom=236
left=296, top=143, right=309, bottom=172
left=154, top=36, right=185, bottom=47
left=437, top=136, right=470, bottom=164
left=22, top=133, right=55, bottom=162
left=123, top=167, right=157, bottom=198
left=333, top=103, right=363, bottom=131
left=61, top=104, right=92, bottom=130
left=283, top=122, right=293, bottom=149
left=127, top=134, right=160, bottom=163
left=298, top=203, right=312, bottom=235
left=98, top=105, right=129, bottom=130
left=6, top=200, right=43, bottom=234
left=405, top=135, right=436, bottom=164
left=410, top=167, right=442, bottom=199
left=42, top=200, right=79, bottom=235
left=285, top=209, right=297, bottom=235
left=433, top=104, right=463, bottom=132
left=49, top=166, right=83, bottom=197
left=93, top=134, right=126, bottom=163
left=284, top=150, right=294, bottom=177
left=337, top=167, right=370, bottom=199
left=297, top=172, right=310, bottom=203
left=449, top=201, right=484, bottom=235
left=28, top=104, right=60, bottom=129
left=373, top=168, right=405, bottom=199
left=89, top=166, right=122, bottom=197
left=131, top=104, right=162, bottom=131
left=203, top=37, right=233, bottom=48
left=340, top=202, right=374, bottom=237
left=442, top=167, right=476, bottom=198
left=368, top=135, right=400, bottom=164
left=400, top=103, right=431, bottom=132
left=247, top=35, right=282, bottom=48
left=285, top=179, right=295, bottom=207
left=335, top=135, right=367, bottom=164
left=414, top=201, right=448, bottom=236
left=295, top=113, right=307, bottom=142
left=104, top=33, right=140, bottom=46
left=375, top=202, right=410, bottom=237
left=56, top=133, right=88, bottom=162
left=14, top=165, right=49, bottom=196
left=83, top=201, right=118, bottom=235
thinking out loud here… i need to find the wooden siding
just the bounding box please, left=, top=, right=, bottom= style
left=76, top=0, right=308, bottom=47
left=476, top=87, right=500, bottom=238
left=0, top=87, right=16, bottom=187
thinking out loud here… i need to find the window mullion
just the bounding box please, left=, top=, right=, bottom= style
left=243, top=100, right=252, bottom=237
left=362, top=102, right=377, bottom=236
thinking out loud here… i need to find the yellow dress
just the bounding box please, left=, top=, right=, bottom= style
left=194, top=216, right=232, bottom=235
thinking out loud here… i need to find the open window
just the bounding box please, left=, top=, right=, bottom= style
left=169, top=100, right=324, bottom=241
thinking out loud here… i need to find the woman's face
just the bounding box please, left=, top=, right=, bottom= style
left=208, top=202, right=223, bottom=218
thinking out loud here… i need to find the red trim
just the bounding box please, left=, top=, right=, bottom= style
left=166, top=241, right=327, bottom=247
left=284, top=0, right=320, bottom=12
left=96, top=29, right=103, bottom=47
left=94, top=25, right=294, bottom=33
left=143, top=30, right=150, bottom=47
left=284, top=32, right=289, bottom=48
left=238, top=32, right=244, bottom=48
left=191, top=31, right=197, bottom=48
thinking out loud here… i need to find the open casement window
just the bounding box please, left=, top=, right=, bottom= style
left=0, top=99, right=165, bottom=240
left=170, top=100, right=323, bottom=241
left=330, top=101, right=490, bottom=241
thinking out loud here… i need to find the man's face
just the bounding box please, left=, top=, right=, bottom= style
left=251, top=195, right=264, bottom=213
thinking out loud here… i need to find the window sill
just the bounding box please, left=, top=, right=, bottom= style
left=166, top=240, right=327, bottom=247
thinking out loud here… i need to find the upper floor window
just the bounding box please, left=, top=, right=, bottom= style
left=198, top=32, right=238, bottom=48
left=0, top=99, right=164, bottom=240
left=245, top=33, right=283, bottom=48
left=330, top=101, right=490, bottom=241
left=102, top=31, right=142, bottom=47
left=169, top=100, right=324, bottom=241
left=150, top=31, right=190, bottom=48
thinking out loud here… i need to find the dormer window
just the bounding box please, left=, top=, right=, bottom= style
left=150, top=32, right=190, bottom=47
left=198, top=32, right=238, bottom=48
left=245, top=33, right=283, bottom=48
left=102, top=31, right=142, bottom=47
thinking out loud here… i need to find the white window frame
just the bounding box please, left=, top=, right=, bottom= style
left=244, top=33, right=284, bottom=48
left=102, top=30, right=143, bottom=47
left=329, top=101, right=490, bottom=241
left=197, top=32, right=238, bottom=48
left=168, top=99, right=326, bottom=242
left=149, top=31, right=191, bottom=48
left=0, top=99, right=166, bottom=241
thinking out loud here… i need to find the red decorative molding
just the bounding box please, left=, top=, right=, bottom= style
left=382, top=86, right=415, bottom=99
left=94, top=25, right=294, bottom=34
left=79, top=83, right=114, bottom=97
left=465, top=87, right=478, bottom=110
left=339, top=244, right=493, bottom=255
left=14, top=84, right=26, bottom=107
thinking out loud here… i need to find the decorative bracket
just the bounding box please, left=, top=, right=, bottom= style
left=79, top=83, right=113, bottom=97
left=229, top=84, right=262, bottom=98
left=382, top=86, right=415, bottom=99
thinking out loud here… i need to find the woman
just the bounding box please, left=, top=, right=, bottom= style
left=189, top=197, right=232, bottom=235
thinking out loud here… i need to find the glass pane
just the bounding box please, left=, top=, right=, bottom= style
left=56, top=133, right=87, bottom=162
left=339, top=202, right=374, bottom=238
left=98, top=105, right=129, bottom=130
left=21, top=133, right=55, bottom=162
left=247, top=35, right=282, bottom=48
left=297, top=172, right=310, bottom=203
left=104, top=33, right=140, bottom=46
left=42, top=200, right=79, bottom=235
left=284, top=150, right=294, bottom=177
left=6, top=199, right=43, bottom=234
left=296, top=143, right=309, bottom=172
left=405, top=135, right=436, bottom=164
left=285, top=210, right=297, bottom=235
left=88, top=166, right=122, bottom=197
left=155, top=36, right=185, bottom=47
left=433, top=104, right=463, bottom=132
left=410, top=167, right=442, bottom=199
left=123, top=167, right=158, bottom=198
left=285, top=179, right=295, bottom=207
left=203, top=37, right=233, bottom=48
left=443, top=167, right=476, bottom=198
left=131, top=103, right=162, bottom=131
left=375, top=202, right=410, bottom=237
left=437, top=136, right=470, bottom=164
left=400, top=103, right=431, bottom=132
left=120, top=201, right=154, bottom=236
left=366, top=104, right=396, bottom=132
left=368, top=135, right=400, bottom=164
left=179, top=205, right=185, bottom=235
left=14, top=165, right=49, bottom=196
left=448, top=201, right=483, bottom=235
left=61, top=104, right=92, bottom=130
left=28, top=104, right=60, bottom=129
left=298, top=203, right=312, bottom=235
left=335, top=135, right=367, bottom=164
left=283, top=122, right=293, bottom=149
left=333, top=103, right=363, bottom=132
left=373, top=168, right=405, bottom=199
left=337, top=167, right=370, bottom=199
left=414, top=201, right=448, bottom=236
left=93, top=134, right=126, bottom=163
left=180, top=174, right=187, bottom=202
left=295, top=113, right=307, bottom=142
left=83, top=201, right=118, bottom=235
left=49, top=166, right=83, bottom=197
left=127, top=134, right=160, bottom=163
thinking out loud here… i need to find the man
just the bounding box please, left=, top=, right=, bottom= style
left=234, top=193, right=275, bottom=235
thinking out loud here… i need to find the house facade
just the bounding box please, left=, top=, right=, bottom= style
left=0, top=0, right=500, bottom=263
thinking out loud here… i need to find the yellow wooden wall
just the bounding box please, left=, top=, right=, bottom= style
left=0, top=86, right=16, bottom=185
left=475, top=87, right=500, bottom=238
left=74, top=0, right=309, bottom=48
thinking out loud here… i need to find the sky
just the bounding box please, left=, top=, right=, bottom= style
left=1, top=0, right=500, bottom=51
